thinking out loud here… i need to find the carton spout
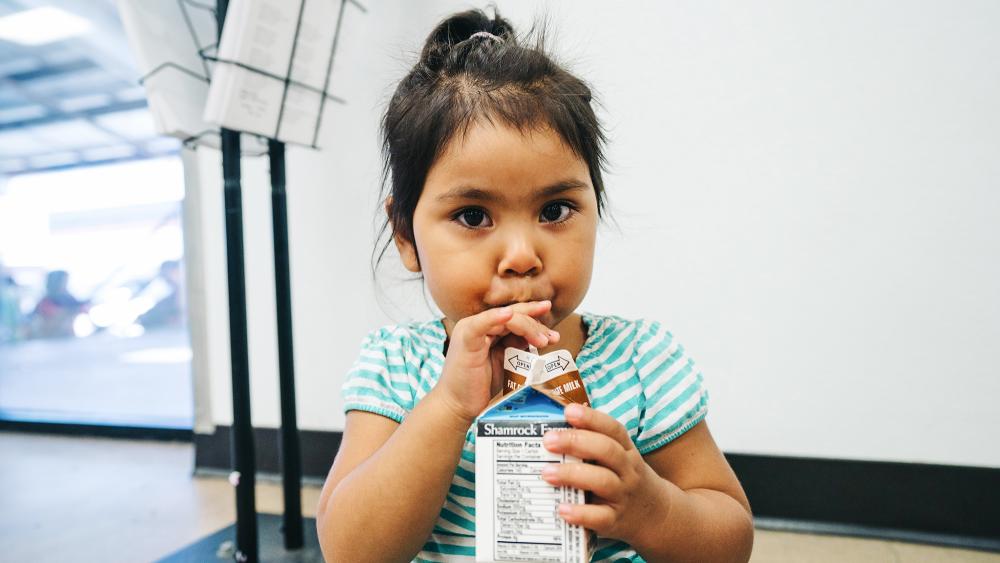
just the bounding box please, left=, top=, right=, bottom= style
left=496, top=347, right=590, bottom=409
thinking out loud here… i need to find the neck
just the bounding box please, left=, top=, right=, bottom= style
left=536, top=312, right=586, bottom=359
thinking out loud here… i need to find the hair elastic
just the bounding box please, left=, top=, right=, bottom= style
left=469, top=31, right=502, bottom=43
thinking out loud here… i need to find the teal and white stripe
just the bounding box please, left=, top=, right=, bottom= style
left=341, top=312, right=709, bottom=562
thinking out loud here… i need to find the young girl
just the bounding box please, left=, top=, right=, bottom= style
left=318, top=9, right=753, bottom=562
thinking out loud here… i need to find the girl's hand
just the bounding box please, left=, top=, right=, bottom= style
left=540, top=404, right=670, bottom=545
left=435, top=301, right=560, bottom=425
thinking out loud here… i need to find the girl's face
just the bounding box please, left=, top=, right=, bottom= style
left=395, top=121, right=599, bottom=333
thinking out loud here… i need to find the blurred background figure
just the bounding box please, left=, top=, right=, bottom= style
left=27, top=270, right=88, bottom=339
left=138, top=259, right=184, bottom=330
left=0, top=260, right=23, bottom=343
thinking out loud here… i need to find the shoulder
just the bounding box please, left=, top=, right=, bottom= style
left=342, top=319, right=446, bottom=420
left=581, top=312, right=691, bottom=388
left=581, top=313, right=676, bottom=358
left=582, top=313, right=708, bottom=453
left=357, top=318, right=446, bottom=360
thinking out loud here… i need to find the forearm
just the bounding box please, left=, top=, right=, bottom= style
left=632, top=479, right=754, bottom=563
left=318, top=390, right=471, bottom=562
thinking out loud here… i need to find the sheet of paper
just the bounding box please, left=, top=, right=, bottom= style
left=203, top=0, right=343, bottom=146
left=116, top=0, right=217, bottom=142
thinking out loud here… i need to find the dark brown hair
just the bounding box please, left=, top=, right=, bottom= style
left=376, top=7, right=607, bottom=270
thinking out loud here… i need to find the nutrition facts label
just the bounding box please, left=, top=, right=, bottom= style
left=491, top=439, right=584, bottom=562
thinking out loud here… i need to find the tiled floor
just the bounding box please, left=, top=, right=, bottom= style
left=0, top=431, right=996, bottom=563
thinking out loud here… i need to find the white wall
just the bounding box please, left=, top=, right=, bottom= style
left=186, top=1, right=1000, bottom=468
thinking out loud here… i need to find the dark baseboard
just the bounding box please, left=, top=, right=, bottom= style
left=194, top=425, right=341, bottom=479
left=0, top=418, right=192, bottom=441
left=195, top=426, right=1000, bottom=551
left=725, top=452, right=1000, bottom=545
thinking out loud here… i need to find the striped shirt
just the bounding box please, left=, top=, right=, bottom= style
left=342, top=312, right=710, bottom=562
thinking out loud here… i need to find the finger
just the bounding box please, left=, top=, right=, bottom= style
left=507, top=301, right=560, bottom=339
left=564, top=404, right=634, bottom=451
left=505, top=312, right=550, bottom=347
left=557, top=502, right=616, bottom=535
left=507, top=300, right=553, bottom=319
left=540, top=461, right=622, bottom=502
left=512, top=299, right=560, bottom=344
left=456, top=307, right=515, bottom=352
left=480, top=301, right=554, bottom=346
left=543, top=428, right=629, bottom=477
left=505, top=312, right=559, bottom=348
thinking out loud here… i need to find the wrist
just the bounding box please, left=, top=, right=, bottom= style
left=426, top=387, right=478, bottom=431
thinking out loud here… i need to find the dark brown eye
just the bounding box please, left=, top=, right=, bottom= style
left=540, top=202, right=571, bottom=223
left=463, top=209, right=485, bottom=226
left=455, top=208, right=492, bottom=228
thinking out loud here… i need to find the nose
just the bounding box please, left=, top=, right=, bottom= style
left=497, top=226, right=543, bottom=277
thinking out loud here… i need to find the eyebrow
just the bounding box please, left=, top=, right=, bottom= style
left=435, top=180, right=589, bottom=203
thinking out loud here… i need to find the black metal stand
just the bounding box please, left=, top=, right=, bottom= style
left=155, top=1, right=365, bottom=560
left=268, top=138, right=304, bottom=550
left=218, top=0, right=259, bottom=561
left=222, top=130, right=260, bottom=563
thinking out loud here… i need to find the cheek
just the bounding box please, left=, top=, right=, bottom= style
left=551, top=253, right=593, bottom=296
left=416, top=235, right=493, bottom=315
left=547, top=225, right=597, bottom=304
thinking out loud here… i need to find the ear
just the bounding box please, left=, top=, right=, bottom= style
left=386, top=198, right=421, bottom=273
left=394, top=232, right=421, bottom=273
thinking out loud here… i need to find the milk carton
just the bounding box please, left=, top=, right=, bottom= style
left=475, top=348, right=591, bottom=563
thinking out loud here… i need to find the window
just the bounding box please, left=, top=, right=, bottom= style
left=0, top=157, right=192, bottom=428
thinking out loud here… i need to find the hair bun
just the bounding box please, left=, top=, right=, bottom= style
left=419, top=9, right=515, bottom=71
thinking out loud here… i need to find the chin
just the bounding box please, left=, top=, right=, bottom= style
left=533, top=310, right=555, bottom=328
left=543, top=309, right=573, bottom=330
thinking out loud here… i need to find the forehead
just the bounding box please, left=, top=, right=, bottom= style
left=422, top=120, right=592, bottom=200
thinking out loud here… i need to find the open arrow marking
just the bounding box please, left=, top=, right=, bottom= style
left=544, top=356, right=570, bottom=372
left=507, top=355, right=532, bottom=371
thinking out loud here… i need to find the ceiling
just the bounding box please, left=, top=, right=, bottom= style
left=0, top=0, right=179, bottom=176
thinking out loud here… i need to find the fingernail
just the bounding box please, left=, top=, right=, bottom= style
left=540, top=465, right=557, bottom=479
left=498, top=306, right=512, bottom=316
left=557, top=504, right=572, bottom=516
left=548, top=330, right=559, bottom=340
left=565, top=404, right=583, bottom=419
left=543, top=431, right=559, bottom=447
